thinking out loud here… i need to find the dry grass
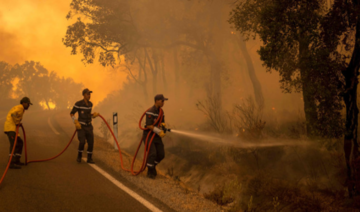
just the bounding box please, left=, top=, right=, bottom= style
left=233, top=97, right=266, bottom=141
left=203, top=171, right=360, bottom=212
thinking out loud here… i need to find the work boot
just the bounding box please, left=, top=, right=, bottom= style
left=154, top=165, right=158, bottom=177
left=9, top=156, right=21, bottom=169
left=15, top=156, right=25, bottom=166
left=9, top=163, right=21, bottom=169
left=147, top=167, right=156, bottom=179
left=77, top=152, right=82, bottom=163
left=87, top=154, right=95, bottom=164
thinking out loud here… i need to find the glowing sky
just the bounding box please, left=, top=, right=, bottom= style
left=0, top=0, right=127, bottom=105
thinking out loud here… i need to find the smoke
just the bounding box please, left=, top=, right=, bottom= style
left=0, top=0, right=128, bottom=105
left=0, top=11, right=26, bottom=64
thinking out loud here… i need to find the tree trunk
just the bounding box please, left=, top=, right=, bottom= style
left=137, top=55, right=149, bottom=101
left=237, top=36, right=264, bottom=109
left=299, top=39, right=318, bottom=138
left=210, top=58, right=222, bottom=101
left=160, top=55, right=168, bottom=91
left=203, top=50, right=222, bottom=106
left=145, top=49, right=158, bottom=96
left=342, top=16, right=360, bottom=198
left=153, top=59, right=158, bottom=96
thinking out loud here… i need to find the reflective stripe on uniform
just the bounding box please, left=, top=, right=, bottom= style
left=73, top=105, right=92, bottom=110
left=147, top=163, right=154, bottom=167
left=146, top=112, right=159, bottom=117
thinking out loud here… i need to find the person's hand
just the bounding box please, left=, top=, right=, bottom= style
left=159, top=130, right=166, bottom=138
left=161, top=123, right=166, bottom=128
left=74, top=120, right=81, bottom=130
left=92, top=112, right=100, bottom=119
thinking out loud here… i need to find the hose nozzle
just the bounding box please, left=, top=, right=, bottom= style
left=162, top=126, right=171, bottom=133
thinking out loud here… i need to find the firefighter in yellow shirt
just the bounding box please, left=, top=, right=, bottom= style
left=4, top=97, right=32, bottom=169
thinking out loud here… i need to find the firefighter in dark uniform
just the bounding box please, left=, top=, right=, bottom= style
left=144, top=94, right=168, bottom=179
left=4, top=97, right=32, bottom=169
left=70, top=88, right=99, bottom=164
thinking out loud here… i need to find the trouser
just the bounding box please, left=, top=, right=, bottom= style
left=77, top=124, right=94, bottom=155
left=145, top=136, right=165, bottom=168
left=6, top=131, right=23, bottom=162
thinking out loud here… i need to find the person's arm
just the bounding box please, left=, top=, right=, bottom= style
left=145, top=111, right=155, bottom=130
left=92, top=112, right=100, bottom=118
left=70, top=103, right=81, bottom=129
left=11, top=106, right=23, bottom=125
left=70, top=103, right=78, bottom=122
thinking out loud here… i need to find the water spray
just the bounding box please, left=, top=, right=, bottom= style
left=170, top=129, right=309, bottom=148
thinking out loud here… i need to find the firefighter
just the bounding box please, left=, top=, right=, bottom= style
left=144, top=94, right=168, bottom=179
left=70, top=88, right=99, bottom=164
left=4, top=97, right=32, bottom=169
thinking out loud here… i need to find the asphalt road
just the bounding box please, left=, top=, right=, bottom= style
left=0, top=110, right=170, bottom=212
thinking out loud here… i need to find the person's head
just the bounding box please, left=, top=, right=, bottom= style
left=82, top=88, right=93, bottom=101
left=20, top=97, right=32, bottom=110
left=154, top=94, right=168, bottom=108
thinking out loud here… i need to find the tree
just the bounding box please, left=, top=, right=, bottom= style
left=320, top=0, right=360, bottom=197
left=63, top=0, right=173, bottom=99
left=12, top=61, right=51, bottom=108
left=120, top=49, right=149, bottom=100
left=51, top=76, right=84, bottom=109
left=63, top=0, right=234, bottom=106
left=0, top=61, right=16, bottom=99
left=231, top=0, right=360, bottom=196
left=3, top=61, right=83, bottom=110
left=229, top=0, right=344, bottom=138
left=236, top=35, right=264, bottom=109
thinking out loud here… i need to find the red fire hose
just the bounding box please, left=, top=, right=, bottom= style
left=0, top=108, right=162, bottom=186
left=0, top=124, right=24, bottom=185
left=98, top=107, right=164, bottom=175
left=25, top=130, right=77, bottom=164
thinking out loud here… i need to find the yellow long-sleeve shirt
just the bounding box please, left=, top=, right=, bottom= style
left=4, top=104, right=24, bottom=133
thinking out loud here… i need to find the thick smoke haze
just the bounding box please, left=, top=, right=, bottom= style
left=0, top=0, right=127, bottom=104
left=0, top=0, right=303, bottom=111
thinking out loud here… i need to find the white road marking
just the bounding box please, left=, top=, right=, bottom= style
left=83, top=158, right=162, bottom=212
left=48, top=117, right=60, bottom=135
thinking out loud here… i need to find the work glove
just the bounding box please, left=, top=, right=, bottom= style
left=92, top=112, right=100, bottom=119
left=153, top=127, right=166, bottom=138
left=74, top=119, right=81, bottom=130
left=158, top=130, right=166, bottom=138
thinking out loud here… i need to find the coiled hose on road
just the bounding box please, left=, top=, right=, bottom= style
left=0, top=108, right=163, bottom=186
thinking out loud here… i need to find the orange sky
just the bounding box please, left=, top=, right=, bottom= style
left=0, top=0, right=127, bottom=105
